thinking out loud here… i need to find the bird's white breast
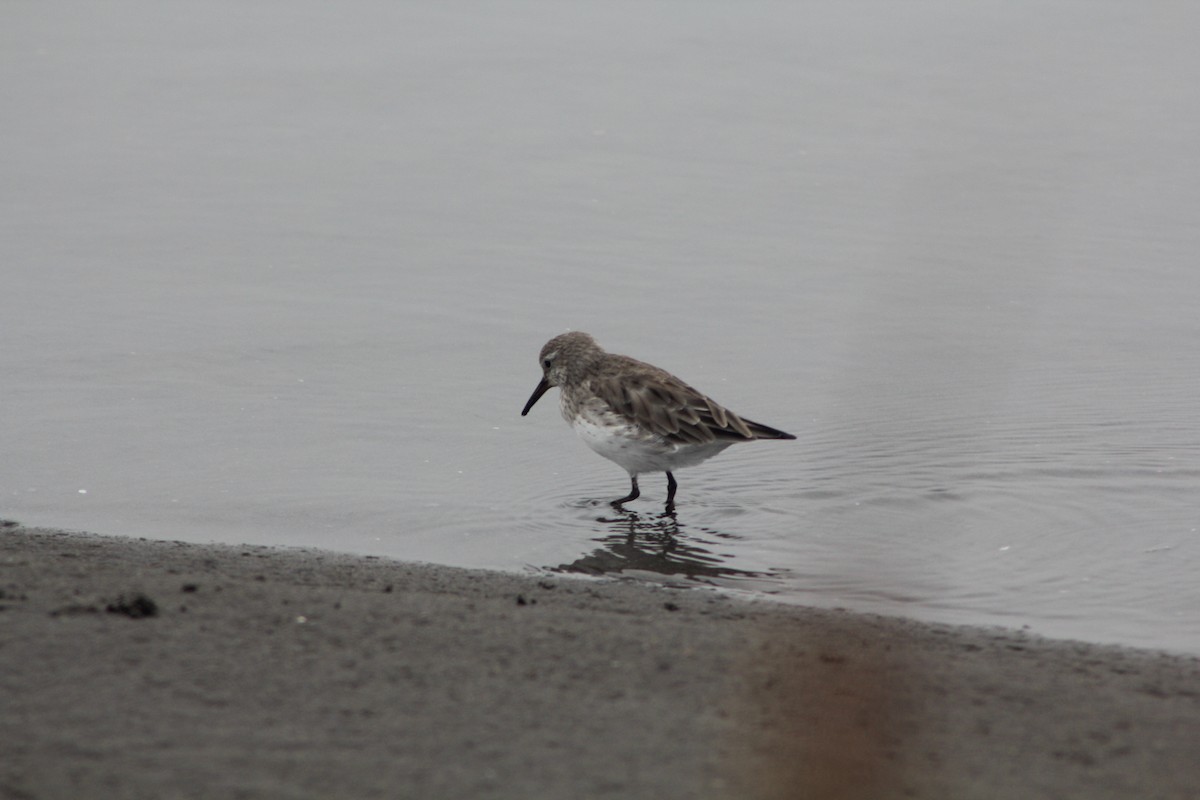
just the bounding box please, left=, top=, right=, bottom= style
left=568, top=406, right=731, bottom=476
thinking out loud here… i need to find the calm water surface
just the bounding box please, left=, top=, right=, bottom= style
left=3, top=2, right=1198, bottom=653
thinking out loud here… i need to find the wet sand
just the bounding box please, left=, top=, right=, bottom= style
left=2, top=524, right=1197, bottom=799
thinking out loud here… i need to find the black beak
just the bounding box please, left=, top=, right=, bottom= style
left=521, top=377, right=551, bottom=416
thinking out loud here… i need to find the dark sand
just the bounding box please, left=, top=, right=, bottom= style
left=1, top=525, right=1198, bottom=800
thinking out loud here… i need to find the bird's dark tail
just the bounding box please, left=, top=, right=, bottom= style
left=741, top=418, right=797, bottom=440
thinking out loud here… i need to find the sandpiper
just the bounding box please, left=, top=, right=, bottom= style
left=520, top=332, right=795, bottom=510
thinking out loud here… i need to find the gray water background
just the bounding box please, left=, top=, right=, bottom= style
left=4, top=2, right=1198, bottom=653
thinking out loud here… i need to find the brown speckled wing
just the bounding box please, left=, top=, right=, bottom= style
left=587, top=357, right=760, bottom=445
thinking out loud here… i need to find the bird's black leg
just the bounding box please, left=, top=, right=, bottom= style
left=612, top=475, right=640, bottom=506
left=664, top=471, right=678, bottom=511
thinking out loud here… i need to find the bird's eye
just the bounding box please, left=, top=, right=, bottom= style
left=542, top=358, right=552, bottom=369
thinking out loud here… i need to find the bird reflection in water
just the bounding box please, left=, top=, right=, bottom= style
left=553, top=507, right=780, bottom=586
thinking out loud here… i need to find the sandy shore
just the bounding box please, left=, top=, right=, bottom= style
left=1, top=525, right=1197, bottom=799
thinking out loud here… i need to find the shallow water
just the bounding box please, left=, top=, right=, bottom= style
left=3, top=1, right=1199, bottom=653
